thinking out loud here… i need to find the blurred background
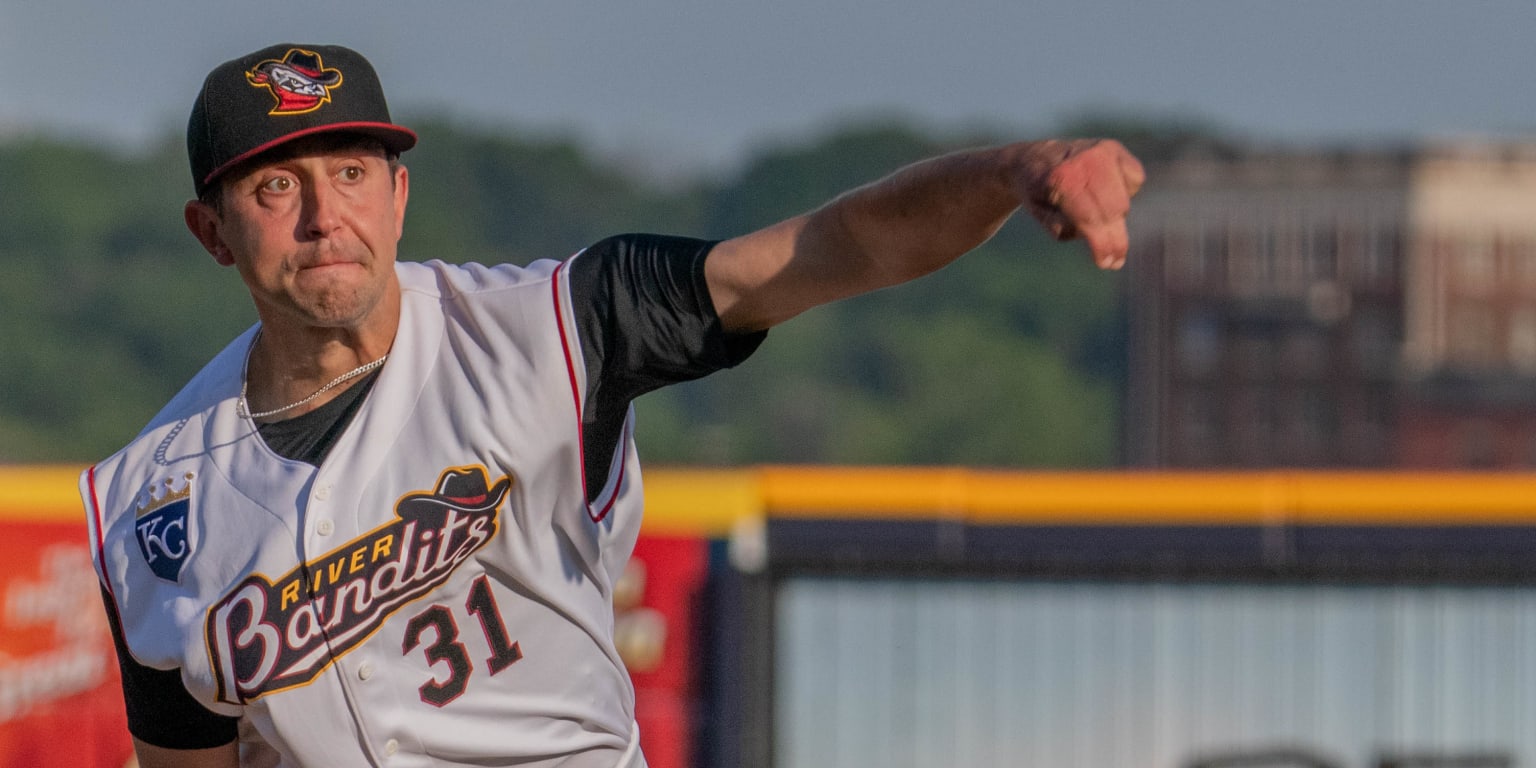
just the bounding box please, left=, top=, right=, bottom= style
left=4, top=1, right=1536, bottom=766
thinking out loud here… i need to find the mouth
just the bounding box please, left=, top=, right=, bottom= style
left=293, top=249, right=366, bottom=272
left=300, top=259, right=361, bottom=270
left=289, top=258, right=368, bottom=289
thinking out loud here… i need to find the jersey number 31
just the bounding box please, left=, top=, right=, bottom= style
left=402, top=575, right=523, bottom=707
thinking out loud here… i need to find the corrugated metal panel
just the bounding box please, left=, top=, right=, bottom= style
left=776, top=579, right=1536, bottom=768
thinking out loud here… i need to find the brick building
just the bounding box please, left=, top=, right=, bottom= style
left=1125, top=141, right=1536, bottom=469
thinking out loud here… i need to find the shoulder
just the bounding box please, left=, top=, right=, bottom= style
left=396, top=258, right=565, bottom=300
left=570, top=233, right=717, bottom=271
left=83, top=327, right=256, bottom=544
left=563, top=233, right=719, bottom=309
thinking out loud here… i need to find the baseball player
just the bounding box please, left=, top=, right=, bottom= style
left=82, top=43, right=1142, bottom=768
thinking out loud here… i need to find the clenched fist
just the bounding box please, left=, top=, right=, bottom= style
left=1016, top=139, right=1145, bottom=270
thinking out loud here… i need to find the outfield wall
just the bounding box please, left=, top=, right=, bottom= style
left=10, top=466, right=1536, bottom=768
left=662, top=468, right=1536, bottom=768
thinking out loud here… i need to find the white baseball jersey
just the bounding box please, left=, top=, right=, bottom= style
left=83, top=240, right=758, bottom=767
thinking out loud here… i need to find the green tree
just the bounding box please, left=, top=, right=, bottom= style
left=0, top=114, right=1205, bottom=466
left=633, top=122, right=1127, bottom=467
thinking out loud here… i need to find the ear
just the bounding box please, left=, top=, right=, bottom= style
left=184, top=199, right=234, bottom=266
left=392, top=164, right=410, bottom=240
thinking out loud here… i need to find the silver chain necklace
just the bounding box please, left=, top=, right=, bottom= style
left=237, top=354, right=389, bottom=420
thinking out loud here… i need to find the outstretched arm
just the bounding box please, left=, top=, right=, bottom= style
left=704, top=139, right=1144, bottom=333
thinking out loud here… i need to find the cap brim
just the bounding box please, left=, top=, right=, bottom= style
left=200, top=121, right=417, bottom=192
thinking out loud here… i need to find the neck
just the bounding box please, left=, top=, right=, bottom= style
left=240, top=350, right=387, bottom=423
left=243, top=294, right=400, bottom=422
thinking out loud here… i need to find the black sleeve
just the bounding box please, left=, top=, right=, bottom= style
left=566, top=233, right=767, bottom=499
left=101, top=586, right=240, bottom=749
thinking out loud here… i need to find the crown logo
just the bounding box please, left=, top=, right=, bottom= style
left=136, top=472, right=195, bottom=518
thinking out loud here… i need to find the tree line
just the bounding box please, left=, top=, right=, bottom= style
left=0, top=116, right=1215, bottom=466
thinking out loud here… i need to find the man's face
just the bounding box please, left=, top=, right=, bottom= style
left=189, top=138, right=410, bottom=331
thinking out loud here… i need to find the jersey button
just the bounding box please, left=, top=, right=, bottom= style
left=316, top=519, right=335, bottom=537
left=383, top=739, right=399, bottom=756
left=314, top=484, right=332, bottom=501
left=358, top=661, right=375, bottom=680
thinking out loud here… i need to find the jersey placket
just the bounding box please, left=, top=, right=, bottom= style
left=299, top=474, right=425, bottom=765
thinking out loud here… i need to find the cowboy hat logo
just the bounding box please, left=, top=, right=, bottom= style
left=246, top=48, right=343, bottom=115
left=398, top=467, right=514, bottom=519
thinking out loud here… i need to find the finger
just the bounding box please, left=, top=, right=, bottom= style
left=1119, top=149, right=1146, bottom=198
left=1061, top=141, right=1141, bottom=210
left=1082, top=221, right=1129, bottom=270
left=1046, top=174, right=1113, bottom=243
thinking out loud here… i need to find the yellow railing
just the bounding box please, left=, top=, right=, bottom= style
left=640, top=466, right=1536, bottom=532
left=15, top=465, right=1536, bottom=536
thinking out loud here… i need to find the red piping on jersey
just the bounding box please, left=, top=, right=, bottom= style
left=86, top=465, right=120, bottom=605
left=553, top=260, right=625, bottom=523
left=86, top=465, right=137, bottom=667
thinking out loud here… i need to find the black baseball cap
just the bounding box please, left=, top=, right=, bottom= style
left=187, top=43, right=417, bottom=197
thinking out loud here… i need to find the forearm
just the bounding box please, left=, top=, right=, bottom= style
left=708, top=143, right=1042, bottom=332
left=705, top=138, right=1141, bottom=333
left=814, top=142, right=1043, bottom=288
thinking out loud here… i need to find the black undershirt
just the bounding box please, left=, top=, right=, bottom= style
left=112, top=233, right=765, bottom=749
left=256, top=367, right=382, bottom=465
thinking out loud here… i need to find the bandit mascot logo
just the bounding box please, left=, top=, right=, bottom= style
left=245, top=47, right=344, bottom=115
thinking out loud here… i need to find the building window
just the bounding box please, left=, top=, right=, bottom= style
left=1278, top=329, right=1329, bottom=380
left=1228, top=227, right=1275, bottom=296
left=1175, top=309, right=1222, bottom=379
left=1361, top=228, right=1400, bottom=289
left=1203, top=231, right=1227, bottom=291
left=1229, top=385, right=1276, bottom=466
left=1506, top=236, right=1536, bottom=290
left=1273, top=222, right=1306, bottom=293
left=1174, top=389, right=1221, bottom=465
left=1232, top=333, right=1276, bottom=381
left=1345, top=306, right=1398, bottom=377
left=1307, top=225, right=1337, bottom=282
left=1510, top=307, right=1536, bottom=372
left=1340, top=389, right=1392, bottom=466
left=1458, top=420, right=1500, bottom=468
left=1455, top=236, right=1498, bottom=294
left=1277, top=386, right=1333, bottom=464
left=1338, top=225, right=1364, bottom=289
left=1163, top=229, right=1208, bottom=290
left=1447, top=302, right=1499, bottom=368
left=1338, top=224, right=1400, bottom=291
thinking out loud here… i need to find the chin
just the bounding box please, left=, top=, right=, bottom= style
left=295, top=292, right=382, bottom=329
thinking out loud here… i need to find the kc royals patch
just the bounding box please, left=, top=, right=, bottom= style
left=134, top=473, right=196, bottom=583
left=245, top=47, right=344, bottom=115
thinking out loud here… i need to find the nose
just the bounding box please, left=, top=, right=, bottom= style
left=300, top=177, right=343, bottom=239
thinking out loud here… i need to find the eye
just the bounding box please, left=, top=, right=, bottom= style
left=261, top=176, right=295, bottom=193
left=339, top=165, right=365, bottom=182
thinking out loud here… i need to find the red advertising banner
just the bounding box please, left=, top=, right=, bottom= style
left=0, top=515, right=132, bottom=768
left=617, top=535, right=710, bottom=768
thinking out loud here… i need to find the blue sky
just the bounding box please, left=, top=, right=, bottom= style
left=3, top=1, right=1533, bottom=174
